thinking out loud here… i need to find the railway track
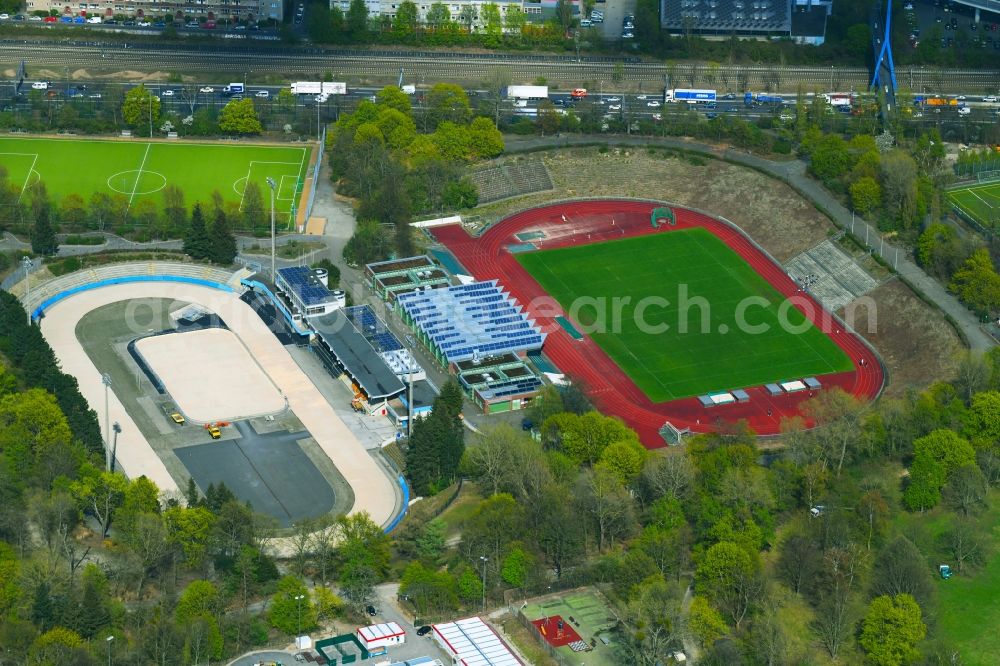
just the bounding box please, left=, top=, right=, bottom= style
left=1, top=41, right=997, bottom=93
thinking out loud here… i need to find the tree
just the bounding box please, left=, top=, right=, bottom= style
left=850, top=176, right=882, bottom=218
left=393, top=0, right=418, bottom=35
left=346, top=0, right=369, bottom=37
left=940, top=517, right=986, bottom=573
left=69, top=465, right=128, bottom=538
left=576, top=466, right=637, bottom=551
left=695, top=541, right=760, bottom=629
left=598, top=438, right=649, bottom=485
left=954, top=352, right=991, bottom=407
left=269, top=576, right=317, bottom=635
left=58, top=193, right=87, bottom=230
left=538, top=100, right=562, bottom=135
left=943, top=464, right=988, bottom=515
left=30, top=199, right=58, bottom=256
left=458, top=4, right=477, bottom=32
left=501, top=545, right=533, bottom=588
left=467, top=116, right=504, bottom=158
left=241, top=181, right=266, bottom=232
left=208, top=208, right=238, bottom=265
left=688, top=596, right=728, bottom=647
left=375, top=86, right=413, bottom=116
left=871, top=536, right=935, bottom=611
left=481, top=2, right=502, bottom=43
left=951, top=248, right=1000, bottom=314
left=426, top=83, right=472, bottom=128
left=879, top=149, right=920, bottom=229
left=554, top=0, right=574, bottom=31
left=504, top=5, right=525, bottom=34
left=164, top=504, right=216, bottom=568
left=904, top=429, right=976, bottom=511
left=426, top=2, right=450, bottom=29
left=860, top=594, right=926, bottom=666
left=219, top=98, right=263, bottom=135
left=122, top=84, right=160, bottom=129
left=808, top=134, right=851, bottom=184
left=183, top=203, right=211, bottom=260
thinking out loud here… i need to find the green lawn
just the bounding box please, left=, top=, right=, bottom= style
left=0, top=136, right=310, bottom=226
left=947, top=181, right=1000, bottom=229
left=516, top=229, right=852, bottom=402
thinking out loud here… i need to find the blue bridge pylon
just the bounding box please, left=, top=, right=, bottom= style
left=871, top=0, right=897, bottom=95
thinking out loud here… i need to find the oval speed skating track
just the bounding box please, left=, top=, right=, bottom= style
left=433, top=200, right=884, bottom=447
left=38, top=282, right=397, bottom=526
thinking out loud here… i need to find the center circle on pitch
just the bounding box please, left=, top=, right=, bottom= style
left=106, top=170, right=168, bottom=196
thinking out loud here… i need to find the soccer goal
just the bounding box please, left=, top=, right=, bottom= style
left=977, top=170, right=1000, bottom=185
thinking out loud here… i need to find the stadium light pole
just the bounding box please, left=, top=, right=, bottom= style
left=110, top=422, right=121, bottom=473
left=294, top=594, right=305, bottom=635
left=101, top=374, right=112, bottom=471
left=106, top=635, right=114, bottom=666
left=21, top=256, right=32, bottom=326
left=266, top=177, right=277, bottom=280
left=480, top=555, right=488, bottom=614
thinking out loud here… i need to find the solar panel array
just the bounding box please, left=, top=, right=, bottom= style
left=397, top=281, right=545, bottom=363
left=344, top=305, right=405, bottom=353
left=432, top=617, right=522, bottom=666
left=277, top=266, right=334, bottom=307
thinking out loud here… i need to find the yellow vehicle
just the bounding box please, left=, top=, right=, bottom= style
left=170, top=412, right=185, bottom=425
left=207, top=425, right=221, bottom=439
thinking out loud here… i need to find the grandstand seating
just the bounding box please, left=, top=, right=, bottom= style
left=470, top=160, right=554, bottom=204
left=20, top=262, right=236, bottom=313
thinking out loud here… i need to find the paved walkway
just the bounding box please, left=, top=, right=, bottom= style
left=503, top=134, right=995, bottom=350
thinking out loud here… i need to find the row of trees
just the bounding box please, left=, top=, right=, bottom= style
left=123, top=85, right=264, bottom=136
left=334, top=85, right=499, bottom=265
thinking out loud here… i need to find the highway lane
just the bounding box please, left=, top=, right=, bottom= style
left=1, top=41, right=999, bottom=93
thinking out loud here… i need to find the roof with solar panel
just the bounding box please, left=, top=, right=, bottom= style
left=396, top=281, right=545, bottom=363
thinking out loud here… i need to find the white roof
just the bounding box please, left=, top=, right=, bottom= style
left=431, top=617, right=522, bottom=666
left=358, top=621, right=405, bottom=643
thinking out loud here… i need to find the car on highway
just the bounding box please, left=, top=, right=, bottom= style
left=607, top=96, right=620, bottom=102
left=652, top=113, right=662, bottom=121
left=984, top=95, right=998, bottom=102
left=706, top=112, right=718, bottom=119
left=31, top=81, right=49, bottom=90
left=0, top=13, right=9, bottom=19
left=255, top=90, right=269, bottom=98
left=956, top=95, right=966, bottom=100
left=608, top=103, right=621, bottom=111
left=89, top=93, right=102, bottom=99
left=646, top=100, right=661, bottom=107
left=161, top=90, right=175, bottom=96
left=636, top=94, right=648, bottom=100
left=722, top=92, right=736, bottom=99
left=416, top=626, right=432, bottom=637
left=199, top=86, right=215, bottom=93
left=957, top=106, right=971, bottom=115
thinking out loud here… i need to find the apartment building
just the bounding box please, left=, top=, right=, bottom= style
left=32, top=0, right=283, bottom=22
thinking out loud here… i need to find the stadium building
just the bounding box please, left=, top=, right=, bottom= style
left=660, top=0, right=832, bottom=43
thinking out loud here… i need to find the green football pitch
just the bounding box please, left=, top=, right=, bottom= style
left=516, top=229, right=852, bottom=402
left=948, top=181, right=1000, bottom=229
left=0, top=137, right=311, bottom=225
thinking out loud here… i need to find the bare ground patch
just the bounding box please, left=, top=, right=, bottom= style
left=842, top=279, right=961, bottom=395
left=473, top=147, right=831, bottom=261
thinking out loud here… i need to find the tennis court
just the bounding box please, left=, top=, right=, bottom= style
left=521, top=589, right=621, bottom=666
left=948, top=179, right=1000, bottom=229
left=0, top=136, right=310, bottom=227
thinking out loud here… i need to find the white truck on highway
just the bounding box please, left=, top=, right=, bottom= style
left=504, top=85, right=548, bottom=101
left=223, top=83, right=244, bottom=95
left=290, top=81, right=347, bottom=95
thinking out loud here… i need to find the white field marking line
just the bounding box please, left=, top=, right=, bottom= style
left=971, top=190, right=995, bottom=210
left=15, top=153, right=39, bottom=201
left=276, top=174, right=296, bottom=202
left=238, top=161, right=301, bottom=212
left=127, top=143, right=152, bottom=210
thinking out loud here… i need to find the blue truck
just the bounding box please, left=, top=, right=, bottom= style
left=744, top=92, right=784, bottom=105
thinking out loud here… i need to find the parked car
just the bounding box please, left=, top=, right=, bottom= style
left=43, top=16, right=58, bottom=22
left=416, top=626, right=432, bottom=637
left=137, top=20, right=150, bottom=26
left=366, top=605, right=377, bottom=616
left=87, top=15, right=102, bottom=22
left=0, top=13, right=10, bottom=19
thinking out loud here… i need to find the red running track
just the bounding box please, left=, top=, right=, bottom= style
left=432, top=200, right=884, bottom=447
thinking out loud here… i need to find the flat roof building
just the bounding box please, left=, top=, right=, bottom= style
left=366, top=255, right=452, bottom=302
left=312, top=310, right=406, bottom=404
left=357, top=621, right=406, bottom=651
left=276, top=266, right=345, bottom=320
left=456, top=353, right=542, bottom=414
left=431, top=617, right=523, bottom=666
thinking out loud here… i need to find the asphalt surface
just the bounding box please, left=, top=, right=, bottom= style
left=174, top=420, right=335, bottom=527
left=228, top=650, right=297, bottom=666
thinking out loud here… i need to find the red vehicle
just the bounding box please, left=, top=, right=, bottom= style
left=201, top=20, right=216, bottom=28
left=571, top=88, right=588, bottom=98
left=43, top=15, right=57, bottom=22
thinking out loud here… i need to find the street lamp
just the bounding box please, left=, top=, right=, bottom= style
left=479, top=556, right=489, bottom=614
left=294, top=594, right=305, bottom=635
left=101, top=374, right=112, bottom=471
left=21, top=256, right=32, bottom=326
left=105, top=635, right=114, bottom=666
left=110, top=422, right=121, bottom=473
left=266, top=177, right=277, bottom=280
